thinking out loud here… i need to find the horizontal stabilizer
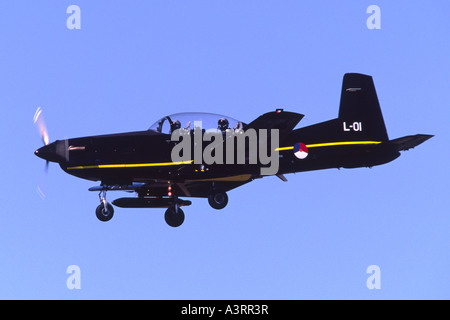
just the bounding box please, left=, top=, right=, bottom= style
left=389, top=134, right=433, bottom=151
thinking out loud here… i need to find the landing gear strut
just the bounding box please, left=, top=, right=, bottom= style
left=96, top=190, right=114, bottom=222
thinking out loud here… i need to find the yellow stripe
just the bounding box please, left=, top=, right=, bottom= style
left=68, top=141, right=382, bottom=169
left=276, top=146, right=294, bottom=151
left=67, top=160, right=193, bottom=170
left=306, top=141, right=381, bottom=148
left=275, top=141, right=381, bottom=151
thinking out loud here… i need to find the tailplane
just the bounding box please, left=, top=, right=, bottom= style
left=388, top=134, right=434, bottom=151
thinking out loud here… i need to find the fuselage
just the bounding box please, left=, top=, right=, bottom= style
left=36, top=125, right=400, bottom=186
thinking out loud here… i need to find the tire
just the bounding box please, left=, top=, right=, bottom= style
left=96, top=203, right=114, bottom=222
left=208, top=192, right=228, bottom=210
left=164, top=207, right=185, bottom=227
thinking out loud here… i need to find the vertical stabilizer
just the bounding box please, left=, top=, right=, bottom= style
left=338, top=73, right=389, bottom=141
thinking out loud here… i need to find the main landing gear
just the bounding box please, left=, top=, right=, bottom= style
left=164, top=204, right=185, bottom=228
left=208, top=192, right=228, bottom=210
left=164, top=191, right=228, bottom=227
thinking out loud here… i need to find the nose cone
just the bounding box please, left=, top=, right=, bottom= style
left=35, top=142, right=60, bottom=162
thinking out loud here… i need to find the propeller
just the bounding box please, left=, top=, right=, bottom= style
left=33, top=107, right=49, bottom=146
left=33, top=107, right=49, bottom=199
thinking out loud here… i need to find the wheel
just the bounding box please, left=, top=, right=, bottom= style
left=208, top=192, right=228, bottom=210
left=96, top=202, right=114, bottom=222
left=164, top=207, right=185, bottom=227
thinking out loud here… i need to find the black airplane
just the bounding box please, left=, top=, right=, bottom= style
left=34, top=73, right=433, bottom=227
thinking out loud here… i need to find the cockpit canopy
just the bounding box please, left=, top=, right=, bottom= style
left=148, top=112, right=246, bottom=134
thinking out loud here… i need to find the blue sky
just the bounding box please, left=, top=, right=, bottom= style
left=0, top=1, right=449, bottom=299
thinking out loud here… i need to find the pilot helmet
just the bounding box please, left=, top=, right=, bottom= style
left=171, top=120, right=181, bottom=131
left=218, top=118, right=229, bottom=131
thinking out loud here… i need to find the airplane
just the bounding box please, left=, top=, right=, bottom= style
left=34, top=73, right=433, bottom=227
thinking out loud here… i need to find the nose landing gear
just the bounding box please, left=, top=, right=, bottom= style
left=96, top=190, right=114, bottom=222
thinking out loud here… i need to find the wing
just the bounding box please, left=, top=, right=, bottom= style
left=177, top=177, right=253, bottom=197
left=88, top=176, right=254, bottom=198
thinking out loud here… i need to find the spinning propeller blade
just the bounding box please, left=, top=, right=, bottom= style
left=34, top=107, right=50, bottom=199
left=33, top=107, right=49, bottom=146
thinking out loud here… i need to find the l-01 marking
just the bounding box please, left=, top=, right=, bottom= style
left=343, top=121, right=363, bottom=132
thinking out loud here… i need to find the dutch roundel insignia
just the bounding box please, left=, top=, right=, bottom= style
left=293, top=142, right=308, bottom=159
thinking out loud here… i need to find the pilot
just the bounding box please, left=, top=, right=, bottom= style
left=218, top=118, right=229, bottom=132
left=170, top=120, right=181, bottom=133
left=233, top=121, right=243, bottom=133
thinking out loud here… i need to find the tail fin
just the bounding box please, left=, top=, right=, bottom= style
left=338, top=73, right=389, bottom=141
